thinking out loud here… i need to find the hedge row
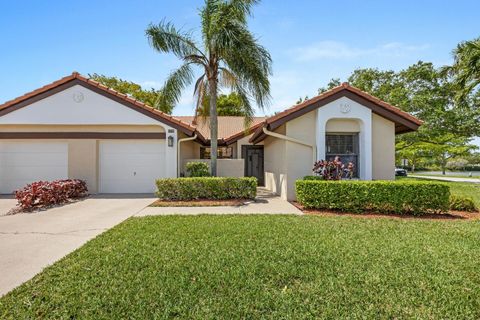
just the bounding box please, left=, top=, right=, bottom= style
left=15, top=179, right=88, bottom=211
left=156, top=177, right=257, bottom=201
left=296, top=180, right=450, bottom=215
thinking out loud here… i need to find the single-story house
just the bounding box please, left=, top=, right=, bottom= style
left=0, top=72, right=421, bottom=199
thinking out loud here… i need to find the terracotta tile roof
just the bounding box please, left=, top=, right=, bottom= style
left=0, top=72, right=200, bottom=138
left=265, top=82, right=422, bottom=126
left=250, top=82, right=423, bottom=142
left=176, top=116, right=266, bottom=144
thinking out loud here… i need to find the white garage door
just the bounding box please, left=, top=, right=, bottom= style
left=99, top=140, right=165, bottom=193
left=0, top=142, right=68, bottom=194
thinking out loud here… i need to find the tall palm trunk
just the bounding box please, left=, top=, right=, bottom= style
left=209, top=76, right=218, bottom=176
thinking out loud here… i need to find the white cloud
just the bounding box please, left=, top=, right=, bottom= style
left=291, top=41, right=429, bottom=62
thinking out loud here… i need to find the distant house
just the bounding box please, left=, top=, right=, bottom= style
left=0, top=73, right=421, bottom=200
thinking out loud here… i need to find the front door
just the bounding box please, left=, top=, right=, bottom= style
left=242, top=145, right=264, bottom=186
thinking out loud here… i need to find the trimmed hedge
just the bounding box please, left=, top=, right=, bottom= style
left=185, top=162, right=210, bottom=177
left=449, top=195, right=478, bottom=212
left=156, top=177, right=257, bottom=200
left=303, top=175, right=324, bottom=181
left=296, top=180, right=450, bottom=215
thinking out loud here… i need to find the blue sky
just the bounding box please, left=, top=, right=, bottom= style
left=1, top=0, right=479, bottom=143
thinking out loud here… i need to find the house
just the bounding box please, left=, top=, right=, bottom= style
left=0, top=72, right=421, bottom=199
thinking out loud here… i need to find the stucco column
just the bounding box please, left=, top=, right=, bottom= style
left=316, top=118, right=326, bottom=161
left=164, top=128, right=178, bottom=178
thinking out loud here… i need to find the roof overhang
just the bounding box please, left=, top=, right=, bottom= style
left=0, top=72, right=202, bottom=139
left=250, top=84, right=422, bottom=144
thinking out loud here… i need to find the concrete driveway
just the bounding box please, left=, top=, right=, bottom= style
left=0, top=195, right=155, bottom=296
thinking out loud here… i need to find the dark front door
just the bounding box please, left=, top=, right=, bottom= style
left=242, top=145, right=264, bottom=186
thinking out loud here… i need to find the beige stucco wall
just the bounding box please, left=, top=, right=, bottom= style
left=68, top=140, right=98, bottom=193
left=372, top=113, right=395, bottom=180
left=263, top=124, right=287, bottom=199
left=325, top=119, right=360, bottom=132
left=182, top=159, right=244, bottom=177
left=284, top=110, right=317, bottom=200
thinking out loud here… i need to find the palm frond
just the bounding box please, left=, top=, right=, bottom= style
left=155, top=63, right=195, bottom=108
left=146, top=20, right=204, bottom=60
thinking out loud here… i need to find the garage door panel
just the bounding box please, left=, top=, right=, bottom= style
left=101, top=154, right=164, bottom=167
left=99, top=140, right=165, bottom=193
left=1, top=152, right=67, bottom=167
left=0, top=142, right=68, bottom=194
left=2, top=166, right=67, bottom=180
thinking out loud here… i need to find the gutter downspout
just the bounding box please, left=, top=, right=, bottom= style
left=262, top=127, right=317, bottom=163
left=177, top=134, right=197, bottom=177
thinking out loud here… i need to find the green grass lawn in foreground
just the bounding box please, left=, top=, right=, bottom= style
left=2, top=215, right=480, bottom=319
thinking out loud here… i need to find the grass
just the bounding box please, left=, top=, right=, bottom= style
left=398, top=176, right=480, bottom=208
left=2, top=215, right=480, bottom=319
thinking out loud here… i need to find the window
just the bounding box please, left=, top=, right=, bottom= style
left=200, top=147, right=233, bottom=159
left=326, top=134, right=359, bottom=177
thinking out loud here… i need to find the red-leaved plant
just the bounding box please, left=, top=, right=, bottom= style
left=313, top=156, right=355, bottom=180
left=15, top=179, right=88, bottom=211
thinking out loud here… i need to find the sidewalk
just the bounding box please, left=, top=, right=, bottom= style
left=409, top=175, right=480, bottom=183
left=136, top=188, right=302, bottom=216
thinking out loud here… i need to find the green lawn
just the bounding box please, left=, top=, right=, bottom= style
left=399, top=176, right=480, bottom=207
left=2, top=215, right=480, bottom=319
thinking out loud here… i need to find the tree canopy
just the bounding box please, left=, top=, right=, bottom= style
left=88, top=73, right=173, bottom=114
left=198, top=92, right=246, bottom=116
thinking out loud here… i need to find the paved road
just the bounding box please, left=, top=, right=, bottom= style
left=409, top=175, right=480, bottom=183
left=0, top=195, right=155, bottom=296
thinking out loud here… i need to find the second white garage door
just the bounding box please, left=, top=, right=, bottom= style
left=99, top=140, right=165, bottom=193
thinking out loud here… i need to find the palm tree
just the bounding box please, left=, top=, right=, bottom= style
left=146, top=0, right=272, bottom=176
left=445, top=37, right=480, bottom=101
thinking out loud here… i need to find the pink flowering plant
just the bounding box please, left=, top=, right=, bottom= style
left=312, top=156, right=355, bottom=180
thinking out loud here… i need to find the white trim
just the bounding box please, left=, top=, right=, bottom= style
left=316, top=96, right=372, bottom=180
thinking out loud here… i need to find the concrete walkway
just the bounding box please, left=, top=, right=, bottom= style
left=0, top=195, right=155, bottom=296
left=409, top=175, right=480, bottom=183
left=136, top=188, right=302, bottom=216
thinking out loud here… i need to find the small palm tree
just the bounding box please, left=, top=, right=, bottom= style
left=146, top=0, right=272, bottom=176
left=444, top=37, right=480, bottom=101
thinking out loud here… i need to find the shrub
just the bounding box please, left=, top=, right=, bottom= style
left=186, top=162, right=210, bottom=177
left=296, top=180, right=450, bottom=215
left=449, top=195, right=478, bottom=212
left=303, top=175, right=324, bottom=181
left=15, top=179, right=88, bottom=211
left=312, top=158, right=355, bottom=180
left=156, top=177, right=257, bottom=200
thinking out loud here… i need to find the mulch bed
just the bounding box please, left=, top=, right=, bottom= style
left=150, top=199, right=252, bottom=207
left=291, top=202, right=479, bottom=220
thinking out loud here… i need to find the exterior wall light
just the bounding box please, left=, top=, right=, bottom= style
left=168, top=135, right=174, bottom=147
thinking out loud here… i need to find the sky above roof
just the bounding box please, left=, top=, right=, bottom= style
left=1, top=0, right=479, bottom=144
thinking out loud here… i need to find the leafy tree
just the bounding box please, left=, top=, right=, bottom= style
left=146, top=0, right=272, bottom=175
left=444, top=37, right=480, bottom=101
left=317, top=78, right=341, bottom=94
left=88, top=73, right=173, bottom=114
left=296, top=95, right=309, bottom=104
left=198, top=92, right=246, bottom=116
